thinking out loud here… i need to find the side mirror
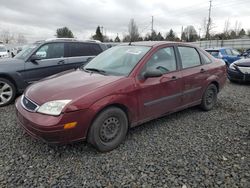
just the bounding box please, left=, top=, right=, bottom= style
left=30, top=55, right=42, bottom=62
left=143, top=69, right=163, bottom=79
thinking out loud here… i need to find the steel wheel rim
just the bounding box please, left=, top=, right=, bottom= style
left=100, top=117, right=121, bottom=143
left=206, top=89, right=215, bottom=105
left=0, top=81, right=13, bottom=105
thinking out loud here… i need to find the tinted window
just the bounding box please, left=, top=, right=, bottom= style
left=225, top=49, right=232, bottom=55
left=178, top=47, right=201, bottom=68
left=68, top=42, right=97, bottom=57
left=90, top=44, right=102, bottom=55
left=145, top=47, right=177, bottom=74
left=35, top=43, right=64, bottom=59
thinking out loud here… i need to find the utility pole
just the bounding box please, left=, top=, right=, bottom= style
left=151, top=16, right=154, bottom=38
left=206, top=0, right=212, bottom=40
left=181, top=26, right=183, bottom=41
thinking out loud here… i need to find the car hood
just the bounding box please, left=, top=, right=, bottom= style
left=25, top=70, right=123, bottom=105
left=0, top=58, right=24, bottom=71
left=0, top=58, right=23, bottom=64
left=235, top=59, right=250, bottom=67
left=0, top=52, right=8, bottom=55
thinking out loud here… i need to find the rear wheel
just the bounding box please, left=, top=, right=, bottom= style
left=200, top=84, right=218, bottom=111
left=87, top=107, right=128, bottom=152
left=0, top=78, right=16, bottom=107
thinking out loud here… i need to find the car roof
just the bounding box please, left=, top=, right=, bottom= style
left=120, top=41, right=197, bottom=47
left=205, top=47, right=231, bottom=51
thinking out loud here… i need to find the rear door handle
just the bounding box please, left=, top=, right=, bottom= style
left=57, top=60, right=65, bottom=65
left=200, top=68, right=206, bottom=73
left=172, top=76, right=178, bottom=80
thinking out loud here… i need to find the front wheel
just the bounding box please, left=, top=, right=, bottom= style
left=0, top=78, right=16, bottom=107
left=200, top=84, right=218, bottom=111
left=87, top=107, right=128, bottom=152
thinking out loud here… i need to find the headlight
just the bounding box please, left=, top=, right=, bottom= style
left=229, top=63, right=237, bottom=70
left=37, top=100, right=71, bottom=116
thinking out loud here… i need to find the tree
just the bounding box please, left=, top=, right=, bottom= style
left=92, top=26, right=104, bottom=42
left=230, top=30, right=237, bottom=39
left=16, top=34, right=27, bottom=44
left=56, top=27, right=74, bottom=38
left=114, top=35, right=121, bottom=42
left=128, top=18, right=139, bottom=41
left=0, top=30, right=14, bottom=44
left=238, top=29, right=246, bottom=37
left=166, top=29, right=176, bottom=41
left=156, top=32, right=164, bottom=41
left=183, top=26, right=198, bottom=42
left=123, top=35, right=130, bottom=42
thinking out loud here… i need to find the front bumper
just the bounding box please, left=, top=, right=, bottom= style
left=227, top=68, right=250, bottom=82
left=15, top=97, right=93, bottom=144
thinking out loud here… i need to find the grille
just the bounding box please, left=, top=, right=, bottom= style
left=21, top=96, right=39, bottom=112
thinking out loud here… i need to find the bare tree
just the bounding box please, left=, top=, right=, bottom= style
left=234, top=21, right=242, bottom=36
left=16, top=34, right=27, bottom=44
left=183, top=25, right=198, bottom=42
left=0, top=30, right=14, bottom=44
left=223, top=19, right=231, bottom=38
left=128, top=19, right=139, bottom=42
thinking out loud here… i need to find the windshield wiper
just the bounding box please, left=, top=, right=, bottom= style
left=84, top=68, right=107, bottom=75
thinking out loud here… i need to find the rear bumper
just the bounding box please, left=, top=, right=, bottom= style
left=15, top=97, right=93, bottom=144
left=227, top=68, right=250, bottom=82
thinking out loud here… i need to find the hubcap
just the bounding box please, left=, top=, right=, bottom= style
left=206, top=89, right=214, bottom=105
left=100, top=117, right=121, bottom=142
left=0, top=81, right=13, bottom=105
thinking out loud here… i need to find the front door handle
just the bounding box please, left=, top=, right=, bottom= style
left=172, top=76, right=178, bottom=80
left=200, top=68, right=206, bottom=73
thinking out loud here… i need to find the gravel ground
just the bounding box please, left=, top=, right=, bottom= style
left=0, top=81, right=249, bottom=187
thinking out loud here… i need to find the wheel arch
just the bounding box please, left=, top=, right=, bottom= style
left=0, top=73, right=17, bottom=89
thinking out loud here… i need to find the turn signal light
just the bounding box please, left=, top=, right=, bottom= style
left=64, top=122, right=77, bottom=129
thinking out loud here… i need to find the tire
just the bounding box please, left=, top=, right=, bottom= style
left=200, top=84, right=218, bottom=111
left=87, top=107, right=128, bottom=152
left=0, top=78, right=16, bottom=107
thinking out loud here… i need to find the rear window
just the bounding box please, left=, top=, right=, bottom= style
left=206, top=50, right=219, bottom=57
left=67, top=42, right=102, bottom=57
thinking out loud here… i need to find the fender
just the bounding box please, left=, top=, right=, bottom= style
left=88, top=94, right=138, bottom=125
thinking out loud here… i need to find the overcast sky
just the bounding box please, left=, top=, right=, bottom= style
left=0, top=0, right=249, bottom=42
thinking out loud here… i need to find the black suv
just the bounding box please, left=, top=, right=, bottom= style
left=0, top=38, right=107, bottom=107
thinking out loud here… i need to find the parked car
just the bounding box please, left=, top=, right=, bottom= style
left=0, top=38, right=107, bottom=107
left=227, top=58, right=250, bottom=82
left=15, top=41, right=227, bottom=152
left=205, top=47, right=242, bottom=66
left=241, top=48, right=250, bottom=58
left=0, top=45, right=9, bottom=59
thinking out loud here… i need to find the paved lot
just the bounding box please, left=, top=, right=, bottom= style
left=0, top=81, right=249, bottom=187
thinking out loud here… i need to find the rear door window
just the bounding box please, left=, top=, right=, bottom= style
left=67, top=42, right=94, bottom=57
left=178, top=46, right=201, bottom=69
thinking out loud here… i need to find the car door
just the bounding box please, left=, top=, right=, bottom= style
left=137, top=46, right=182, bottom=122
left=177, top=46, right=209, bottom=106
left=23, top=42, right=67, bottom=83
left=65, top=42, right=98, bottom=70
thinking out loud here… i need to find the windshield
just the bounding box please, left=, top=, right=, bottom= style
left=0, top=46, right=7, bottom=52
left=15, top=43, right=39, bottom=60
left=84, top=45, right=151, bottom=76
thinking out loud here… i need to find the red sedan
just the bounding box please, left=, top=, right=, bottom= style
left=15, top=41, right=227, bottom=152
